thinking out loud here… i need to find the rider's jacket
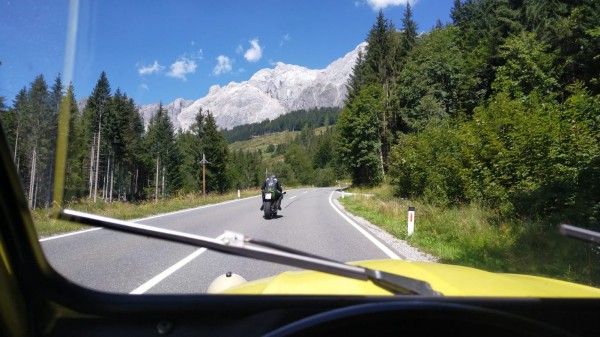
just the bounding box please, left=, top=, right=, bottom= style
left=262, top=177, right=282, bottom=193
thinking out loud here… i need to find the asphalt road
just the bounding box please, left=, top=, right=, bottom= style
left=40, top=188, right=401, bottom=294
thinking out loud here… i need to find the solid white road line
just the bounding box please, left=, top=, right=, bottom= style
left=40, top=195, right=260, bottom=242
left=130, top=233, right=227, bottom=294
left=328, top=190, right=400, bottom=259
left=39, top=227, right=103, bottom=242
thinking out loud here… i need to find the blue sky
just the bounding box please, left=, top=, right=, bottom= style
left=1, top=0, right=455, bottom=106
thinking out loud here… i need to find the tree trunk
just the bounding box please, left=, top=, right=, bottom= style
left=105, top=154, right=110, bottom=201
left=13, top=124, right=19, bottom=167
left=134, top=168, right=139, bottom=198
left=89, top=133, right=95, bottom=198
left=109, top=157, right=114, bottom=202
left=93, top=118, right=101, bottom=203
left=28, top=145, right=37, bottom=208
left=162, top=165, right=165, bottom=197
left=155, top=155, right=159, bottom=203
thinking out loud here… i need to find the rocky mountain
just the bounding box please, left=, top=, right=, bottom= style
left=139, top=42, right=366, bottom=131
left=138, top=98, right=194, bottom=129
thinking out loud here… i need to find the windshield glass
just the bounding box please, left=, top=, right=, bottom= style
left=1, top=0, right=599, bottom=296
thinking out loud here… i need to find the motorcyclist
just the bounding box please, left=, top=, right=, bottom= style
left=261, top=174, right=283, bottom=211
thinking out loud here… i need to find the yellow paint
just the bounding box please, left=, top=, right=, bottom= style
left=222, top=259, right=600, bottom=297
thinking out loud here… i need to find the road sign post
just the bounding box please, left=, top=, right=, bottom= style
left=407, top=206, right=415, bottom=236
left=200, top=153, right=210, bottom=200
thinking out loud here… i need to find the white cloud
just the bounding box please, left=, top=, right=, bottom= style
left=167, top=57, right=197, bottom=80
left=138, top=61, right=164, bottom=75
left=279, top=33, right=291, bottom=47
left=366, top=0, right=414, bottom=10
left=236, top=44, right=244, bottom=54
left=244, top=39, right=263, bottom=63
left=213, top=55, right=233, bottom=75
left=140, top=83, right=149, bottom=91
left=188, top=49, right=204, bottom=60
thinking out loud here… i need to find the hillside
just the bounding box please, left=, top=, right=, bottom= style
left=223, top=106, right=340, bottom=144
left=229, top=127, right=329, bottom=154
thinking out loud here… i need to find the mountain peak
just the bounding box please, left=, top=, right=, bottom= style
left=139, top=42, right=366, bottom=131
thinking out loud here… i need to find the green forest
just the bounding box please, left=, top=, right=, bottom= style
left=0, top=71, right=341, bottom=207
left=222, top=107, right=340, bottom=143
left=1, top=0, right=599, bottom=235
left=338, top=0, right=600, bottom=230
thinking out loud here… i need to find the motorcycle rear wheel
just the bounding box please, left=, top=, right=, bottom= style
left=263, top=201, right=272, bottom=219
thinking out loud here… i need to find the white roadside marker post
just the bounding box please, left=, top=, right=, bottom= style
left=407, top=206, right=415, bottom=236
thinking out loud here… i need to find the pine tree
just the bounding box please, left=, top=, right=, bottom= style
left=198, top=110, right=229, bottom=193
left=81, top=71, right=112, bottom=202
left=144, top=103, right=181, bottom=199
left=123, top=96, right=145, bottom=200
left=7, top=88, right=28, bottom=169
left=25, top=75, right=55, bottom=207
left=401, top=2, right=419, bottom=52
left=63, top=83, right=84, bottom=201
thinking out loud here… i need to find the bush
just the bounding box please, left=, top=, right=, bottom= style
left=314, top=167, right=336, bottom=187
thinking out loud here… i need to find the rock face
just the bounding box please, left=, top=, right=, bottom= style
left=138, top=98, right=194, bottom=129
left=141, top=42, right=366, bottom=130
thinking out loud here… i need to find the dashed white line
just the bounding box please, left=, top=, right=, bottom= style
left=130, top=233, right=227, bottom=294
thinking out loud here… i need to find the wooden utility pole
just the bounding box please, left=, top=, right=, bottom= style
left=200, top=153, right=210, bottom=200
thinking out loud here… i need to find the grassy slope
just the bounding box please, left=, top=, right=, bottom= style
left=34, top=189, right=261, bottom=238
left=228, top=130, right=298, bottom=154
left=339, top=185, right=599, bottom=287
left=228, top=126, right=328, bottom=152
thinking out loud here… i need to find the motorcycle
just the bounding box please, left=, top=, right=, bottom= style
left=262, top=189, right=285, bottom=219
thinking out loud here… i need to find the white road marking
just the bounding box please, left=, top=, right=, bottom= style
left=328, top=190, right=400, bottom=259
left=130, top=233, right=227, bottom=294
left=290, top=196, right=297, bottom=200
left=39, top=195, right=260, bottom=242
left=39, top=227, right=102, bottom=242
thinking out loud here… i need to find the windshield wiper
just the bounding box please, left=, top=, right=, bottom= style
left=560, top=224, right=600, bottom=244
left=57, top=209, right=441, bottom=296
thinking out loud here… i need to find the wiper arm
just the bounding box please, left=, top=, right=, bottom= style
left=560, top=224, right=600, bottom=244
left=57, top=209, right=441, bottom=296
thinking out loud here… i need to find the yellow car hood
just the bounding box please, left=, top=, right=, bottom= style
left=223, top=259, right=600, bottom=297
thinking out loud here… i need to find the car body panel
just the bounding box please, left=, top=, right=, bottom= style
left=224, top=259, right=600, bottom=297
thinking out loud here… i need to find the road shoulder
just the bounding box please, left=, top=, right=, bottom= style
left=332, top=195, right=438, bottom=263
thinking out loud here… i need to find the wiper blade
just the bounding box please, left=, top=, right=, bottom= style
left=57, top=209, right=441, bottom=296
left=560, top=224, right=600, bottom=244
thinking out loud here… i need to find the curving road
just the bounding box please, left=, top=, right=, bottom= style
left=40, top=188, right=403, bottom=294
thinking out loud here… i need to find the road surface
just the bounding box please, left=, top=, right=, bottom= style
left=41, top=188, right=405, bottom=294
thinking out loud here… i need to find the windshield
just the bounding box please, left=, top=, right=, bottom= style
left=1, top=0, right=599, bottom=297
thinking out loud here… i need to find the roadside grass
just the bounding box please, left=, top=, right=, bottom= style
left=340, top=185, right=600, bottom=286
left=33, top=189, right=261, bottom=238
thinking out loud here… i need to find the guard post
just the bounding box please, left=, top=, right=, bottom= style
left=407, top=206, right=415, bottom=236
